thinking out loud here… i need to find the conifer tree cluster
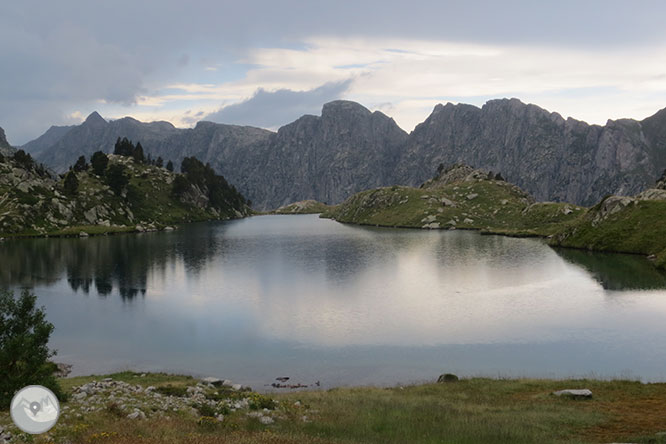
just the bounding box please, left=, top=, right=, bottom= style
left=173, top=156, right=249, bottom=211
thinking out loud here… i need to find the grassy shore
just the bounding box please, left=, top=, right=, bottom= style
left=2, top=372, right=666, bottom=443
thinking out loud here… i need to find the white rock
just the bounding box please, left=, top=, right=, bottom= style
left=201, top=377, right=223, bottom=386
left=259, top=416, right=274, bottom=425
left=553, top=389, right=592, bottom=398
left=127, top=409, right=146, bottom=420
left=231, top=383, right=242, bottom=391
left=466, top=193, right=478, bottom=200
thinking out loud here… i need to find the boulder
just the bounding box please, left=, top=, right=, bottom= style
left=552, top=389, right=592, bottom=398
left=437, top=373, right=459, bottom=383
left=466, top=193, right=478, bottom=200
left=201, top=376, right=223, bottom=386
left=127, top=409, right=146, bottom=419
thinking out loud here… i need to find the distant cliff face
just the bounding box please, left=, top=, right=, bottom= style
left=21, top=99, right=666, bottom=209
left=232, top=100, right=408, bottom=208
left=396, top=99, right=666, bottom=206
left=0, top=126, right=13, bottom=156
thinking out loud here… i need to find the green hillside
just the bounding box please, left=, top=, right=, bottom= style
left=322, top=165, right=585, bottom=237
left=0, top=146, right=250, bottom=238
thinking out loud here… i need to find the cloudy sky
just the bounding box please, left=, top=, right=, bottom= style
left=2, top=0, right=666, bottom=144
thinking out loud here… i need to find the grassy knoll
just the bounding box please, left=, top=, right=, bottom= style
left=321, top=179, right=585, bottom=237
left=3, top=372, right=666, bottom=443
left=273, top=200, right=334, bottom=215
left=550, top=199, right=666, bottom=270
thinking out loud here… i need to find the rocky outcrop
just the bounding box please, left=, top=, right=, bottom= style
left=0, top=126, right=14, bottom=156
left=21, top=99, right=666, bottom=210
left=0, top=152, right=250, bottom=236
left=396, top=98, right=666, bottom=206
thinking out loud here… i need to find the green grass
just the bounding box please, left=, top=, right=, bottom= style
left=322, top=180, right=585, bottom=237
left=4, top=373, right=666, bottom=443
left=551, top=200, right=666, bottom=270
left=273, top=200, right=334, bottom=215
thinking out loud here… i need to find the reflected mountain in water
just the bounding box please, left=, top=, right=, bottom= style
left=554, top=248, right=666, bottom=290
left=0, top=222, right=227, bottom=298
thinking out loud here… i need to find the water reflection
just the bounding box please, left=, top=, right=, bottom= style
left=2, top=215, right=666, bottom=385
left=554, top=248, right=666, bottom=290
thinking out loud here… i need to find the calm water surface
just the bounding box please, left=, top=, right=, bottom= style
left=2, top=215, right=666, bottom=388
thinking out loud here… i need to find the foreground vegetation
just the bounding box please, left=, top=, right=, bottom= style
left=2, top=372, right=666, bottom=443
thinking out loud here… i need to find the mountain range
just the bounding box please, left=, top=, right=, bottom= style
left=15, top=99, right=666, bottom=209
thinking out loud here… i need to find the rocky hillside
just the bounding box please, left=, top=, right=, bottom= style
left=273, top=200, right=332, bottom=214
left=322, top=164, right=585, bottom=236
left=0, top=150, right=250, bottom=238
left=0, top=126, right=14, bottom=156
left=21, top=99, right=666, bottom=210
left=23, top=101, right=407, bottom=211
left=396, top=99, right=666, bottom=206
left=550, top=170, right=666, bottom=269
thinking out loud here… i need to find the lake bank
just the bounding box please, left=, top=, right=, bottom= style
left=2, top=371, right=666, bottom=443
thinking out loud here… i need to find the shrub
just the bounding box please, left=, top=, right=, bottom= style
left=0, top=289, right=64, bottom=408
left=155, top=385, right=188, bottom=397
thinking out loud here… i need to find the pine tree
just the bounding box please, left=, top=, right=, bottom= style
left=73, top=155, right=88, bottom=172
left=166, top=160, right=174, bottom=172
left=132, top=142, right=145, bottom=163
left=63, top=171, right=79, bottom=195
left=91, top=151, right=109, bottom=176
left=156, top=156, right=164, bottom=168
left=106, top=164, right=129, bottom=196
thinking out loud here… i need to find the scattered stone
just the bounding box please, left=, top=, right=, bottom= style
left=72, top=391, right=88, bottom=401
left=466, top=193, right=478, bottom=200
left=79, top=231, right=89, bottom=237
left=127, top=409, right=146, bottom=420
left=259, top=416, right=275, bottom=425
left=54, top=362, right=73, bottom=377
left=552, top=389, right=592, bottom=398
left=164, top=226, right=175, bottom=231
left=201, top=377, right=223, bottom=386
left=440, top=197, right=456, bottom=207
left=421, top=214, right=437, bottom=223
left=437, top=373, right=459, bottom=383
left=422, top=222, right=440, bottom=229
left=231, top=383, right=243, bottom=391
left=501, top=199, right=509, bottom=205
left=463, top=218, right=474, bottom=224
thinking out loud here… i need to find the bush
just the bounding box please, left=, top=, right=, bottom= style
left=0, top=289, right=64, bottom=408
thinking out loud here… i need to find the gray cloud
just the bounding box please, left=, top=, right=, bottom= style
left=3, top=0, right=666, bottom=143
left=203, top=80, right=352, bottom=128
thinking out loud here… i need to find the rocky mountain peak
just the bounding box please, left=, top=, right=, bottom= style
left=83, top=111, right=107, bottom=126
left=321, top=100, right=372, bottom=119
